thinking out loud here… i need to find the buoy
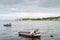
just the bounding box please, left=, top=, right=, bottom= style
left=50, top=35, right=53, bottom=37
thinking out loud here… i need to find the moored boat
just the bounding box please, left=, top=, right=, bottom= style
left=4, top=23, right=11, bottom=26
left=18, top=32, right=41, bottom=39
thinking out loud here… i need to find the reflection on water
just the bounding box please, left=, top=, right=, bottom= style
left=4, top=27, right=11, bottom=30
left=25, top=38, right=40, bottom=40
left=18, top=36, right=41, bottom=40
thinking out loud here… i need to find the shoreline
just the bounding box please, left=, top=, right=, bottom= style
left=15, top=16, right=60, bottom=21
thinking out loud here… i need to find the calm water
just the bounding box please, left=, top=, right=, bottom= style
left=0, top=20, right=60, bottom=40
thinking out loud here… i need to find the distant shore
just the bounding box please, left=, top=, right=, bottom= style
left=15, top=16, right=60, bottom=21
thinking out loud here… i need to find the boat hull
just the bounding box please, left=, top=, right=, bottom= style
left=18, top=32, right=41, bottom=39
left=4, top=24, right=11, bottom=26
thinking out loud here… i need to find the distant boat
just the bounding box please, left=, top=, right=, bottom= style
left=18, top=32, right=41, bottom=39
left=4, top=23, right=11, bottom=26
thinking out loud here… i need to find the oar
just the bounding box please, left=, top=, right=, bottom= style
left=32, top=38, right=34, bottom=40
left=31, top=34, right=34, bottom=40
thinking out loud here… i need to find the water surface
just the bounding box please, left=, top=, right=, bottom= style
left=0, top=20, right=60, bottom=40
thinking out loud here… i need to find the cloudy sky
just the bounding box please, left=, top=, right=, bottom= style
left=0, top=0, right=60, bottom=19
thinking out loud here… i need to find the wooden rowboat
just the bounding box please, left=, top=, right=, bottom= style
left=18, top=32, right=41, bottom=39
left=4, top=23, right=11, bottom=26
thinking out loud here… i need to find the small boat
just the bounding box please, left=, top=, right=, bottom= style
left=18, top=32, right=41, bottom=39
left=4, top=23, right=11, bottom=26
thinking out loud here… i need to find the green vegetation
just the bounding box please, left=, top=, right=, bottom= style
left=16, top=16, right=60, bottom=21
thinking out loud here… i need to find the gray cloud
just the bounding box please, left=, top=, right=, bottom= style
left=39, top=0, right=60, bottom=7
left=0, top=0, right=60, bottom=14
left=0, top=0, right=60, bottom=7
